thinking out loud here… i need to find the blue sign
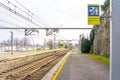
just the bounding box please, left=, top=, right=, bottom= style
left=88, top=6, right=99, bottom=16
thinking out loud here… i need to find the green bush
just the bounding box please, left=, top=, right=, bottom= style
left=81, top=38, right=91, bottom=53
left=90, top=29, right=95, bottom=45
left=65, top=44, right=68, bottom=49
left=90, top=45, right=93, bottom=53
left=101, top=0, right=110, bottom=11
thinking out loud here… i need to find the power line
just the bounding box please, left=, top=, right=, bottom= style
left=0, top=19, right=23, bottom=28
left=0, top=10, right=35, bottom=28
left=56, top=15, right=84, bottom=28
left=13, top=0, right=51, bottom=28
left=0, top=24, right=24, bottom=32
left=0, top=0, right=52, bottom=36
left=0, top=1, right=42, bottom=28
left=47, top=15, right=85, bottom=35
left=14, top=0, right=51, bottom=28
left=0, top=10, right=45, bottom=35
left=0, top=24, right=9, bottom=28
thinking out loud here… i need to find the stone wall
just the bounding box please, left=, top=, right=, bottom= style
left=93, top=8, right=110, bottom=57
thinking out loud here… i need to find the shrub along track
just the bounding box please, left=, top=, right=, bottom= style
left=0, top=50, right=69, bottom=80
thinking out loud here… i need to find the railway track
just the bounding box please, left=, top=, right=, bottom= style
left=0, top=50, right=69, bottom=80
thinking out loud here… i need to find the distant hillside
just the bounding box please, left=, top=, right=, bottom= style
left=93, top=7, right=110, bottom=57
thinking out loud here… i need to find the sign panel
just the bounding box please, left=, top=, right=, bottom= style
left=88, top=4, right=100, bottom=25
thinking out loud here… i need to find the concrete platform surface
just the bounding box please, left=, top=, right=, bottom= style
left=57, top=52, right=109, bottom=80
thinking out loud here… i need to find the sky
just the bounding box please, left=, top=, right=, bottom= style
left=0, top=0, right=105, bottom=45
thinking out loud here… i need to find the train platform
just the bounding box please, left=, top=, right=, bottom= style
left=42, top=51, right=109, bottom=80
left=56, top=52, right=109, bottom=80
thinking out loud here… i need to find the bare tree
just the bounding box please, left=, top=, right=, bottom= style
left=22, top=37, right=31, bottom=48
left=14, top=38, right=20, bottom=51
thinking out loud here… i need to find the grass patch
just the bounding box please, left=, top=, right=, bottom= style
left=85, top=53, right=110, bottom=65
left=28, top=50, right=38, bottom=52
left=78, top=50, right=110, bottom=65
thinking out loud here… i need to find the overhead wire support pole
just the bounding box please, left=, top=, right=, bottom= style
left=10, top=31, right=13, bottom=55
left=0, top=27, right=94, bottom=36
left=44, top=38, right=46, bottom=51
left=0, top=27, right=93, bottom=30
left=53, top=33, right=56, bottom=49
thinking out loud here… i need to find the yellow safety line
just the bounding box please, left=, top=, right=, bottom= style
left=52, top=54, right=70, bottom=80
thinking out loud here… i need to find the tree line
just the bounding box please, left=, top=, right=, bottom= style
left=0, top=37, right=31, bottom=51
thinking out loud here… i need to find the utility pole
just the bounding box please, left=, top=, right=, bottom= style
left=44, top=38, right=46, bottom=51
left=10, top=31, right=13, bottom=55
left=53, top=33, right=56, bottom=49
left=30, top=35, right=35, bottom=50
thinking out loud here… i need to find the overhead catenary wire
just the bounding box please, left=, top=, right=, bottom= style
left=14, top=0, right=51, bottom=28
left=0, top=1, right=88, bottom=30
left=0, top=19, right=24, bottom=28
left=47, top=14, right=85, bottom=35
left=0, top=10, right=36, bottom=28
left=0, top=10, right=46, bottom=35
left=0, top=3, right=47, bottom=36
left=0, top=1, right=48, bottom=28
left=0, top=0, right=52, bottom=46
left=0, top=24, right=24, bottom=32
left=0, top=20, right=47, bottom=38
left=11, top=0, right=46, bottom=27
left=0, top=0, right=52, bottom=39
left=0, top=11, right=31, bottom=33
left=7, top=0, right=51, bottom=28
left=56, top=15, right=85, bottom=28
left=0, top=19, right=47, bottom=39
